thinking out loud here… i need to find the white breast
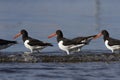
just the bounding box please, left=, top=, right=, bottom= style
left=58, top=41, right=69, bottom=52
left=105, top=40, right=120, bottom=52
left=24, top=40, right=46, bottom=52
left=24, top=40, right=32, bottom=50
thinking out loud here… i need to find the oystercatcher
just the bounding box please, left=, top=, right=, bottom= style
left=94, top=30, right=120, bottom=53
left=48, top=30, right=96, bottom=55
left=0, top=39, right=17, bottom=50
left=14, top=29, right=53, bottom=53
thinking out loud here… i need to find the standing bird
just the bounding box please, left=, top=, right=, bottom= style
left=48, top=30, right=96, bottom=55
left=94, top=30, right=120, bottom=53
left=0, top=39, right=17, bottom=50
left=14, top=29, right=53, bottom=53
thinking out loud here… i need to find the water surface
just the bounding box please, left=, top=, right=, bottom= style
left=0, top=62, right=120, bottom=80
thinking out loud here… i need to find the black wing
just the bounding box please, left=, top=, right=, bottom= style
left=72, top=35, right=96, bottom=44
left=28, top=37, right=53, bottom=46
left=0, top=39, right=17, bottom=45
left=62, top=38, right=75, bottom=46
left=108, top=37, right=120, bottom=46
left=62, top=37, right=85, bottom=46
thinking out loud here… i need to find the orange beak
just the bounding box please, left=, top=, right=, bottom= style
left=48, top=33, right=57, bottom=38
left=94, top=33, right=103, bottom=39
left=13, top=32, right=22, bottom=39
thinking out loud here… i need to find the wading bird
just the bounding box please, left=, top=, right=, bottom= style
left=14, top=29, right=53, bottom=53
left=94, top=30, right=120, bottom=53
left=48, top=30, right=96, bottom=55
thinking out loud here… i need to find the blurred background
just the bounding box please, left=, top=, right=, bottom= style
left=0, top=0, right=119, bottom=52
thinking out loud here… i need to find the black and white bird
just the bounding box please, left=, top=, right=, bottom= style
left=0, top=39, right=17, bottom=50
left=48, top=30, right=96, bottom=55
left=14, top=29, right=53, bottom=53
left=94, top=30, right=120, bottom=53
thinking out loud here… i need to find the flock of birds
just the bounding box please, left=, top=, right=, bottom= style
left=0, top=29, right=120, bottom=55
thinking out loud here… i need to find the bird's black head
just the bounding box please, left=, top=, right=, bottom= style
left=101, top=30, right=109, bottom=37
left=56, top=30, right=64, bottom=42
left=14, top=29, right=29, bottom=42
left=94, top=30, right=110, bottom=41
left=56, top=30, right=63, bottom=38
left=20, top=29, right=29, bottom=41
left=21, top=29, right=28, bottom=35
left=101, top=30, right=109, bottom=41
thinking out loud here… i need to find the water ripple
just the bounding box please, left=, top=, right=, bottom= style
left=0, top=62, right=119, bottom=80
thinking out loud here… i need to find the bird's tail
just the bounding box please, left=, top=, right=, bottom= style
left=46, top=43, right=53, bottom=46
left=84, top=35, right=97, bottom=45
left=9, top=41, right=17, bottom=44
left=86, top=35, right=97, bottom=39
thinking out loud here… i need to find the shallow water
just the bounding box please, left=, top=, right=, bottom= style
left=0, top=62, right=120, bottom=80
